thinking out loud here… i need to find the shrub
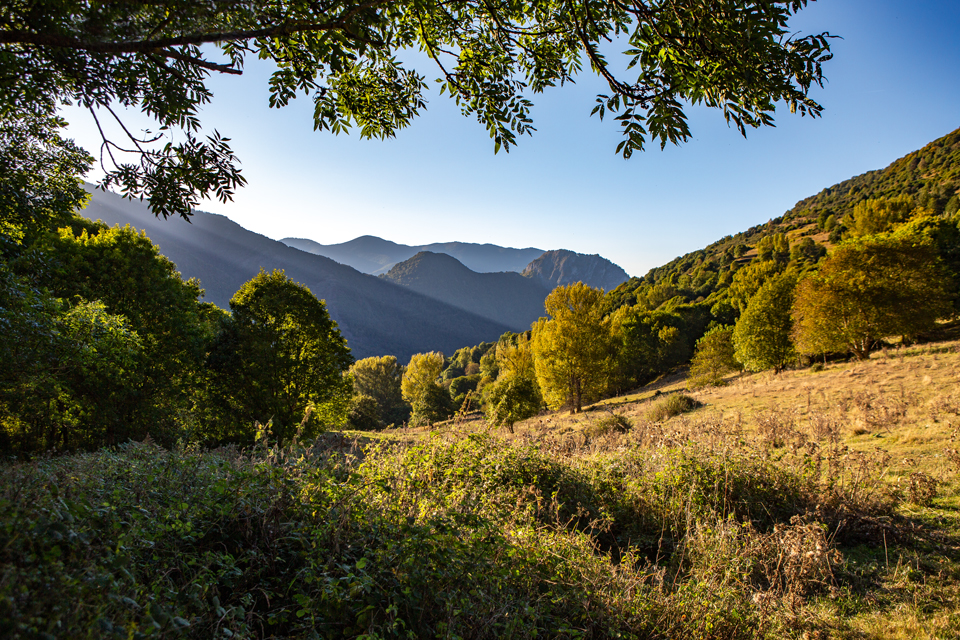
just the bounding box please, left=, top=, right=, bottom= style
left=646, top=393, right=702, bottom=422
left=585, top=413, right=633, bottom=437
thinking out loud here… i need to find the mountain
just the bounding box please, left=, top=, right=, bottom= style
left=282, top=235, right=545, bottom=275
left=380, top=252, right=550, bottom=331
left=78, top=187, right=515, bottom=361
left=522, top=250, right=630, bottom=292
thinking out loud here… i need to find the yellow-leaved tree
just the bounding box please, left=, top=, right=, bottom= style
left=401, top=352, right=454, bottom=426
left=531, top=283, right=614, bottom=414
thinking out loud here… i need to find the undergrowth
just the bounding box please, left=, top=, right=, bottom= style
left=5, top=411, right=949, bottom=640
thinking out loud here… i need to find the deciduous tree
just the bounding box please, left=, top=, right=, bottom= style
left=792, top=235, right=952, bottom=360
left=733, top=272, right=797, bottom=373
left=844, top=196, right=913, bottom=238
left=207, top=270, right=353, bottom=443
left=402, top=352, right=454, bottom=426
left=350, top=355, right=409, bottom=427
left=688, top=325, right=740, bottom=388
left=531, top=283, right=613, bottom=414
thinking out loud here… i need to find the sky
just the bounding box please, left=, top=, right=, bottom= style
left=63, top=0, right=960, bottom=278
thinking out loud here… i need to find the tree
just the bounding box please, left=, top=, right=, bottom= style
left=728, top=260, right=782, bottom=313
left=733, top=272, right=797, bottom=373
left=792, top=235, right=952, bottom=360
left=0, top=269, right=144, bottom=454
left=350, top=355, right=409, bottom=427
left=12, top=218, right=215, bottom=439
left=401, top=352, right=454, bottom=426
left=609, top=305, right=686, bottom=386
left=844, top=196, right=913, bottom=237
left=789, top=237, right=826, bottom=267
left=2, top=1, right=833, bottom=218
left=484, top=376, right=543, bottom=433
left=206, top=270, right=353, bottom=443
left=688, top=325, right=740, bottom=388
left=756, top=233, right=790, bottom=264
left=482, top=333, right=542, bottom=430
left=531, top=283, right=613, bottom=414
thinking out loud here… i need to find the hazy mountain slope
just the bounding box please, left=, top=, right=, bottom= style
left=282, top=235, right=545, bottom=275
left=522, top=250, right=630, bottom=292
left=79, top=188, right=514, bottom=360
left=380, top=252, right=549, bottom=331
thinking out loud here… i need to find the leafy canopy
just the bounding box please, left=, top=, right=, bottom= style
left=792, top=233, right=953, bottom=360
left=733, top=272, right=797, bottom=373
left=532, top=283, right=613, bottom=414
left=2, top=0, right=833, bottom=218
left=207, top=269, right=353, bottom=443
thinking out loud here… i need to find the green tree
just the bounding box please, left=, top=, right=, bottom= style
left=733, top=272, right=797, bottom=373
left=13, top=219, right=215, bottom=439
left=484, top=376, right=543, bottom=433
left=728, top=260, right=782, bottom=313
left=845, top=195, right=914, bottom=237
left=402, top=352, right=454, bottom=427
left=2, top=1, right=833, bottom=218
left=792, top=235, right=952, bottom=360
left=206, top=270, right=353, bottom=443
left=482, top=333, right=542, bottom=429
left=756, top=233, right=790, bottom=263
left=350, top=355, right=410, bottom=427
left=789, top=236, right=826, bottom=266
left=688, top=325, right=740, bottom=388
left=531, top=283, right=613, bottom=414
left=0, top=114, right=92, bottom=240
left=0, top=270, right=144, bottom=454
left=609, top=305, right=686, bottom=386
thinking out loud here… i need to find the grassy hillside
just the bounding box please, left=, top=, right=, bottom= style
left=5, top=339, right=960, bottom=638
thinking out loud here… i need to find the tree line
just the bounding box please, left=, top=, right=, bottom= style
left=353, top=195, right=958, bottom=432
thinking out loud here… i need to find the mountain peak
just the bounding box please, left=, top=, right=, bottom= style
left=522, top=249, right=629, bottom=292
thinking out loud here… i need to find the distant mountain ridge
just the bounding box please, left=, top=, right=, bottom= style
left=283, top=235, right=545, bottom=275
left=523, top=250, right=630, bottom=292
left=79, top=187, right=515, bottom=361
left=379, top=252, right=550, bottom=331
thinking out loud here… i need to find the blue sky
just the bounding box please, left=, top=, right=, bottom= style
left=64, top=0, right=960, bottom=278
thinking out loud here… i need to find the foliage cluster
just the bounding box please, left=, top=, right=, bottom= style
left=2, top=1, right=834, bottom=218
left=1, top=214, right=354, bottom=454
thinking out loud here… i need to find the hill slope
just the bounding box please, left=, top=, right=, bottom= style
left=79, top=188, right=514, bottom=360
left=380, top=252, right=549, bottom=331
left=606, top=125, right=960, bottom=312
left=283, top=235, right=545, bottom=275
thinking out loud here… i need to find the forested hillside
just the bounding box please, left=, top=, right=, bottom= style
left=596, top=126, right=960, bottom=380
